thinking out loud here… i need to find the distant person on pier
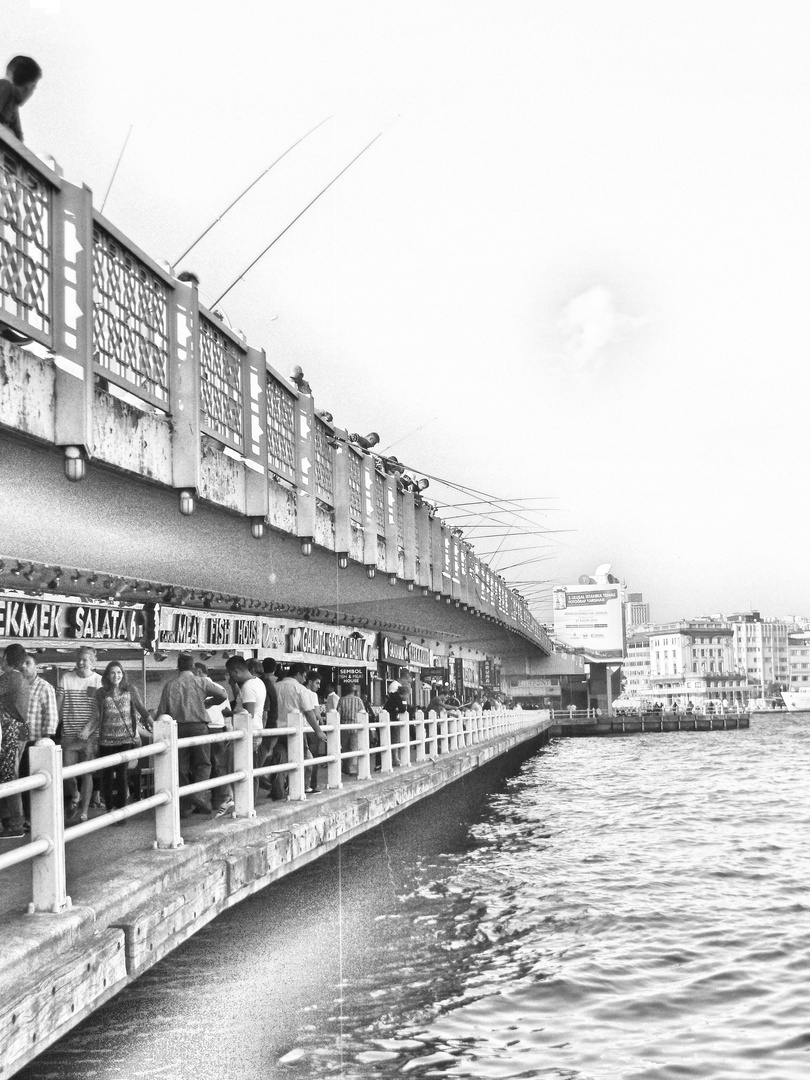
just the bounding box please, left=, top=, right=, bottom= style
left=156, top=653, right=226, bottom=817
left=0, top=55, right=42, bottom=143
left=0, top=643, right=31, bottom=839
left=58, top=647, right=102, bottom=825
left=88, top=662, right=151, bottom=817
left=275, top=665, right=325, bottom=795
left=257, top=657, right=284, bottom=801
left=337, top=683, right=365, bottom=777
left=685, top=699, right=694, bottom=717
left=427, top=688, right=445, bottom=716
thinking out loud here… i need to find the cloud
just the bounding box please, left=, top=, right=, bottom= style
left=557, top=285, right=645, bottom=373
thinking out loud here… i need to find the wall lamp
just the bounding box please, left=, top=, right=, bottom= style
left=388, top=574, right=397, bottom=587
left=446, top=597, right=452, bottom=605
left=300, top=537, right=313, bottom=556
left=365, top=565, right=376, bottom=579
left=250, top=518, right=266, bottom=540
left=406, top=581, right=415, bottom=592
left=337, top=552, right=349, bottom=570
left=421, top=587, right=430, bottom=597
left=179, top=489, right=195, bottom=516
left=63, top=445, right=86, bottom=482
left=435, top=591, right=442, bottom=602
left=454, top=599, right=461, bottom=608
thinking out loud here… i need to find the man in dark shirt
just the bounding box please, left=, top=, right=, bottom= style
left=0, top=56, right=42, bottom=143
left=156, top=653, right=226, bottom=816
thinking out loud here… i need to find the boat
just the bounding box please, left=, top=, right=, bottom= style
left=780, top=691, right=810, bottom=712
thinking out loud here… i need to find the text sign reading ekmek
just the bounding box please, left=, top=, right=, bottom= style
left=0, top=595, right=145, bottom=642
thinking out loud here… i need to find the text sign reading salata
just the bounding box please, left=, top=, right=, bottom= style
left=0, top=595, right=145, bottom=643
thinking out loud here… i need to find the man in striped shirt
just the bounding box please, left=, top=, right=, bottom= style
left=338, top=683, right=365, bottom=777
left=57, top=647, right=102, bottom=823
left=17, top=654, right=58, bottom=825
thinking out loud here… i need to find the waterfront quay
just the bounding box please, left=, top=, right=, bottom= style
left=554, top=708, right=750, bottom=737
left=0, top=710, right=551, bottom=1080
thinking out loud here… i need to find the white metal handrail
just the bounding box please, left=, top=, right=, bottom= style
left=0, top=707, right=544, bottom=914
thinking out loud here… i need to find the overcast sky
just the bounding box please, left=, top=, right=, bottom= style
left=8, top=0, right=810, bottom=622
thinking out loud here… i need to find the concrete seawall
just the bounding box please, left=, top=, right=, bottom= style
left=0, top=718, right=552, bottom=1079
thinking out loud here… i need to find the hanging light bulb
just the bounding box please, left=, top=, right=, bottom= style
left=250, top=518, right=266, bottom=539
left=337, top=552, right=349, bottom=569
left=365, top=565, right=376, bottom=579
left=179, top=489, right=195, bottom=515
left=388, top=574, right=397, bottom=587
left=300, top=537, right=313, bottom=556
left=63, top=445, right=86, bottom=482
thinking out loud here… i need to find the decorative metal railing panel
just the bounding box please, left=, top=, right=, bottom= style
left=374, top=472, right=386, bottom=534
left=348, top=451, right=363, bottom=524
left=0, top=146, right=51, bottom=336
left=199, top=316, right=244, bottom=449
left=265, top=373, right=296, bottom=481
left=314, top=419, right=334, bottom=505
left=92, top=225, right=170, bottom=403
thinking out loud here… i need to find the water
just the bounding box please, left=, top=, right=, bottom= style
left=18, top=716, right=810, bottom=1080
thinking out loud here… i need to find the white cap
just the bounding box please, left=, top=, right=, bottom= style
left=388, top=681, right=401, bottom=692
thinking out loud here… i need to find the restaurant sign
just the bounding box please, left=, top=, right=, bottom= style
left=155, top=606, right=262, bottom=650
left=380, top=636, right=432, bottom=667
left=287, top=626, right=377, bottom=665
left=0, top=594, right=146, bottom=644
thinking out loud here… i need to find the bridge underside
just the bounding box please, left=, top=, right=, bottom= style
left=1, top=431, right=543, bottom=663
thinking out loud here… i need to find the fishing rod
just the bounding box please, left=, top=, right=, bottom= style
left=100, top=125, right=133, bottom=215
left=379, top=417, right=439, bottom=455
left=172, top=116, right=332, bottom=271
left=211, top=127, right=388, bottom=308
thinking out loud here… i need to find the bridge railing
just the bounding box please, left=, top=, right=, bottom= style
left=0, top=706, right=544, bottom=915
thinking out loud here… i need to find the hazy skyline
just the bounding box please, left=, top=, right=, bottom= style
left=8, top=0, right=810, bottom=622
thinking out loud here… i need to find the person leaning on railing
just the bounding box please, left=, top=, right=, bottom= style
left=0, top=643, right=32, bottom=839
left=0, top=55, right=41, bottom=143
left=156, top=653, right=227, bottom=818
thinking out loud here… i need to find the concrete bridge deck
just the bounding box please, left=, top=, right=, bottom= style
left=0, top=717, right=552, bottom=1080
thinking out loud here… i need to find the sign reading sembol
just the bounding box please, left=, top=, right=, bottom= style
left=552, top=583, right=625, bottom=659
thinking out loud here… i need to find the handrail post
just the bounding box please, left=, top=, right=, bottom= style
left=288, top=711, right=306, bottom=801
left=414, top=708, right=426, bottom=762
left=232, top=713, right=256, bottom=818
left=427, top=710, right=438, bottom=757
left=379, top=709, right=393, bottom=773
left=29, top=739, right=70, bottom=914
left=356, top=711, right=371, bottom=780
left=438, top=711, right=449, bottom=755
left=325, top=709, right=342, bottom=789
left=153, top=716, right=183, bottom=849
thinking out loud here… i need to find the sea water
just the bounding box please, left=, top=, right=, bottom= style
left=18, top=714, right=810, bottom=1079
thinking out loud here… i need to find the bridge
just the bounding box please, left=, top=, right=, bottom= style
left=0, top=125, right=551, bottom=682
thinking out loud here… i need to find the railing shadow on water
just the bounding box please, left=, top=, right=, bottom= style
left=0, top=707, right=544, bottom=914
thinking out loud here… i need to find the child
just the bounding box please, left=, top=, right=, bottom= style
left=0, top=55, right=42, bottom=143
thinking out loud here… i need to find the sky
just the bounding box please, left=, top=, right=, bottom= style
left=7, top=0, right=810, bottom=623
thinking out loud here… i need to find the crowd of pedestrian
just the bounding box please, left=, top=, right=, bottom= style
left=0, top=642, right=505, bottom=840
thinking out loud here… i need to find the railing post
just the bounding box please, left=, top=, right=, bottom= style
left=232, top=713, right=256, bottom=818
left=379, top=709, right=393, bottom=773
left=356, top=711, right=371, bottom=780
left=427, top=710, right=438, bottom=757
left=414, top=708, right=426, bottom=762
left=325, top=709, right=342, bottom=789
left=287, top=711, right=306, bottom=801
left=438, top=712, right=449, bottom=755
left=153, top=716, right=183, bottom=850
left=28, top=739, right=70, bottom=914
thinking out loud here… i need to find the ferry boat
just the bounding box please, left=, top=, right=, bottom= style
left=780, top=691, right=810, bottom=712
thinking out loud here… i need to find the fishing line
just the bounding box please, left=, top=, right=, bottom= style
left=100, top=124, right=133, bottom=215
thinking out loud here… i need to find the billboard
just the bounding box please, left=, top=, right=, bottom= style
left=552, top=583, right=625, bottom=659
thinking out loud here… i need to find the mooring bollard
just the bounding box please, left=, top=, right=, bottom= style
left=153, top=716, right=183, bottom=850
left=232, top=712, right=256, bottom=818
left=28, top=739, right=70, bottom=914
